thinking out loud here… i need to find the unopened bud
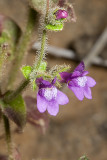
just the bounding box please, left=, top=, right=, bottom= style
left=55, top=9, right=68, bottom=20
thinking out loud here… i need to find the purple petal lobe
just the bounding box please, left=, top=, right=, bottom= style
left=82, top=71, right=89, bottom=76
left=74, top=61, right=85, bottom=72
left=47, top=101, right=59, bottom=116
left=37, top=94, right=47, bottom=113
left=72, top=71, right=81, bottom=78
left=68, top=79, right=79, bottom=87
left=69, top=86, right=84, bottom=101
left=56, top=90, right=69, bottom=105
left=86, top=76, right=96, bottom=87
left=84, top=86, right=92, bottom=99
left=60, top=72, right=71, bottom=82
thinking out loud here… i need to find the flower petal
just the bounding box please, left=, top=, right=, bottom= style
left=71, top=71, right=81, bottom=78
left=86, top=76, right=96, bottom=87
left=68, top=79, right=79, bottom=87
left=37, top=93, right=47, bottom=113
left=47, top=101, right=59, bottom=116
left=51, top=77, right=57, bottom=85
left=68, top=86, right=84, bottom=101
left=36, top=78, right=52, bottom=89
left=83, top=86, right=92, bottom=99
left=74, top=61, right=85, bottom=72
left=82, top=71, right=89, bottom=76
left=56, top=90, right=69, bottom=105
left=60, top=72, right=72, bottom=82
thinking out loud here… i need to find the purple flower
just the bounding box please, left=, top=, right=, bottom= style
left=36, top=78, right=69, bottom=116
left=60, top=62, right=96, bottom=101
left=55, top=9, right=68, bottom=20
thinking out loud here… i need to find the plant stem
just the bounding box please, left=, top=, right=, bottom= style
left=0, top=44, right=7, bottom=78
left=35, top=29, right=47, bottom=70
left=4, top=79, right=29, bottom=103
left=34, top=0, right=49, bottom=70
left=46, top=0, right=50, bottom=19
left=7, top=8, right=37, bottom=89
left=3, top=115, right=13, bottom=160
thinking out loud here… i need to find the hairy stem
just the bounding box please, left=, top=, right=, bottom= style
left=3, top=115, right=13, bottom=160
left=4, top=80, right=29, bottom=103
left=35, top=29, right=47, bottom=70
left=46, top=0, right=50, bottom=18
left=7, top=8, right=37, bottom=89
left=34, top=0, right=49, bottom=70
left=0, top=45, right=7, bottom=78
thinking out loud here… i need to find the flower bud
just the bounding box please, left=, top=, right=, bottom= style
left=55, top=9, right=68, bottom=20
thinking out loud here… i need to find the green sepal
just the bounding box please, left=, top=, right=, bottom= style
left=39, top=61, right=47, bottom=72
left=32, top=80, right=37, bottom=91
left=1, top=93, right=26, bottom=129
left=21, top=66, right=32, bottom=79
left=50, top=64, right=71, bottom=78
left=45, top=23, right=63, bottom=31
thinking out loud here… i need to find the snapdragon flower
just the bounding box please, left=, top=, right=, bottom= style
left=36, top=78, right=69, bottom=116
left=60, top=62, right=96, bottom=101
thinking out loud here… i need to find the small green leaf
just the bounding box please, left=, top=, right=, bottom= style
left=1, top=93, right=26, bottom=129
left=45, top=23, right=63, bottom=31
left=39, top=61, right=47, bottom=72
left=21, top=66, right=32, bottom=79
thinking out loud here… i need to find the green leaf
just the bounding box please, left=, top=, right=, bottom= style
left=39, top=61, right=47, bottom=72
left=1, top=93, right=26, bottom=129
left=21, top=66, right=32, bottom=79
left=45, top=23, right=63, bottom=31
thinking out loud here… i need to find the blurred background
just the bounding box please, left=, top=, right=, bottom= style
left=0, top=0, right=107, bottom=160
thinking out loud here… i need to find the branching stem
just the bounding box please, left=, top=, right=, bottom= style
left=3, top=0, right=49, bottom=102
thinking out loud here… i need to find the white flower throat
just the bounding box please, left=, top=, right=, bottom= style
left=44, top=87, right=57, bottom=101
left=77, top=76, right=87, bottom=87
